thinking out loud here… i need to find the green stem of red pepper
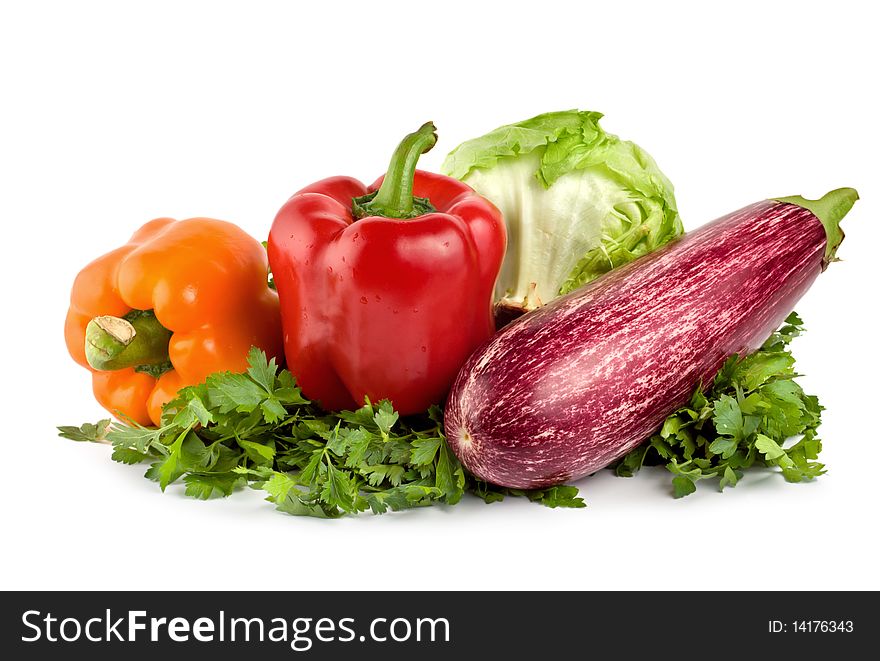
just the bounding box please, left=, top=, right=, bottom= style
left=353, top=122, right=438, bottom=220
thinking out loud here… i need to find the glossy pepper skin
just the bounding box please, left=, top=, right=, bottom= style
left=268, top=123, right=506, bottom=415
left=65, top=217, right=283, bottom=426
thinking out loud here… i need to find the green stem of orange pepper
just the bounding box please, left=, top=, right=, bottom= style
left=84, top=309, right=172, bottom=373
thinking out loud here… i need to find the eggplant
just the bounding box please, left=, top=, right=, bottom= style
left=444, top=189, right=858, bottom=489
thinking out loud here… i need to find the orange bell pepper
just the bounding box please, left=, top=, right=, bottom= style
left=64, top=217, right=283, bottom=426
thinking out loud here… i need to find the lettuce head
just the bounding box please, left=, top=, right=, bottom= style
left=442, top=110, right=683, bottom=313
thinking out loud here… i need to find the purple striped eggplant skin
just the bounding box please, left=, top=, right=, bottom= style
left=444, top=188, right=859, bottom=489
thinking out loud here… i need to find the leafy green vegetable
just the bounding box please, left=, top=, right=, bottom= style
left=441, top=110, right=683, bottom=311
left=614, top=312, right=825, bottom=496
left=58, top=348, right=581, bottom=517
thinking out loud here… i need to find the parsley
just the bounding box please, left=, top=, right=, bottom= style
left=58, top=348, right=583, bottom=517
left=58, top=313, right=825, bottom=512
left=614, top=312, right=826, bottom=496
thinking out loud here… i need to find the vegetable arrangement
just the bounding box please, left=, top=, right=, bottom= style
left=60, top=111, right=859, bottom=517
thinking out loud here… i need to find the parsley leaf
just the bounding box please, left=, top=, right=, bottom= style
left=184, top=472, right=247, bottom=499
left=111, top=447, right=151, bottom=465
left=57, top=419, right=112, bottom=443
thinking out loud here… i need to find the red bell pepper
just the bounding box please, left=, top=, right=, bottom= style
left=268, top=122, right=506, bottom=414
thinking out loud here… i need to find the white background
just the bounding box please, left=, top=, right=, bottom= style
left=2, top=0, right=878, bottom=591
